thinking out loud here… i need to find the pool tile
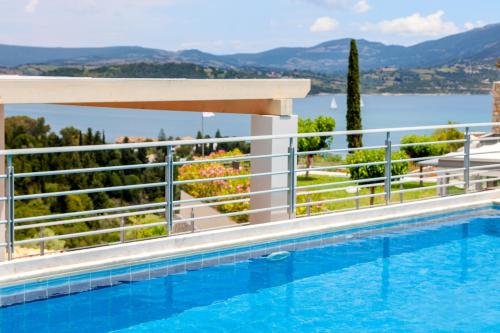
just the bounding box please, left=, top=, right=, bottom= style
left=1, top=293, right=25, bottom=307
left=130, top=269, right=150, bottom=282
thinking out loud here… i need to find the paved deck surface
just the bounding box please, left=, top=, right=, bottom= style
left=174, top=191, right=238, bottom=233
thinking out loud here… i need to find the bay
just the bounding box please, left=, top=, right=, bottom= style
left=5, top=94, right=493, bottom=149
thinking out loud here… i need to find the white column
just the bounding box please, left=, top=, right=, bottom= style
left=250, top=112, right=297, bottom=224
left=0, top=101, right=5, bottom=261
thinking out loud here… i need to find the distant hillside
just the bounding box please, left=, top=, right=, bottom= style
left=1, top=24, right=499, bottom=72
left=0, top=45, right=171, bottom=67
left=10, top=60, right=497, bottom=95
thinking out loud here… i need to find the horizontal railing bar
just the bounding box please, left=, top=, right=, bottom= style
left=472, top=136, right=500, bottom=142
left=296, top=192, right=386, bottom=207
left=175, top=205, right=289, bottom=223
left=173, top=187, right=288, bottom=205
left=392, top=139, right=465, bottom=148
left=469, top=163, right=500, bottom=171
left=297, top=160, right=387, bottom=173
left=173, top=198, right=249, bottom=211
left=296, top=177, right=387, bottom=190
left=296, top=145, right=386, bottom=156
left=297, top=202, right=388, bottom=217
left=298, top=182, right=385, bottom=196
left=392, top=152, right=465, bottom=164
left=14, top=162, right=168, bottom=178
left=186, top=221, right=251, bottom=233
left=2, top=122, right=497, bottom=156
left=15, top=182, right=168, bottom=200
left=15, top=220, right=170, bottom=245
left=392, top=182, right=465, bottom=194
left=468, top=149, right=500, bottom=156
left=469, top=176, right=500, bottom=184
left=173, top=153, right=289, bottom=166
left=391, top=167, right=466, bottom=179
left=174, top=170, right=288, bottom=185
left=15, top=208, right=166, bottom=230
left=15, top=202, right=166, bottom=224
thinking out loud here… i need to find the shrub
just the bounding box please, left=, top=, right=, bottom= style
left=178, top=149, right=250, bottom=222
left=400, top=134, right=446, bottom=159
left=346, top=149, right=409, bottom=205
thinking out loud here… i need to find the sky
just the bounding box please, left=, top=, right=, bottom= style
left=0, top=0, right=498, bottom=54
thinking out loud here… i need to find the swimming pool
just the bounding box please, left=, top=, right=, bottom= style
left=1, top=205, right=499, bottom=332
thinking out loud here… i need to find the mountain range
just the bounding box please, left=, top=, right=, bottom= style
left=1, top=23, right=499, bottom=72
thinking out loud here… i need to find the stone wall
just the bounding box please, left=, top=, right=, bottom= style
left=493, top=82, right=500, bottom=134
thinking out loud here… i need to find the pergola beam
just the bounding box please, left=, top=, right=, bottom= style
left=0, top=76, right=310, bottom=116
left=62, top=99, right=293, bottom=116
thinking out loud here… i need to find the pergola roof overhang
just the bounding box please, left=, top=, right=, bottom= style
left=0, top=76, right=311, bottom=116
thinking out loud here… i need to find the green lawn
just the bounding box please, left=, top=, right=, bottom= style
left=296, top=174, right=463, bottom=216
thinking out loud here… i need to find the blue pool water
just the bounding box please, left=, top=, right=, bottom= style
left=1, top=206, right=499, bottom=332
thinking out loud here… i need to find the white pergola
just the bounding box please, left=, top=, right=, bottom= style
left=0, top=76, right=311, bottom=260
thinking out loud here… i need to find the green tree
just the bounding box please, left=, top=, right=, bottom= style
left=346, top=39, right=362, bottom=149
left=298, top=116, right=335, bottom=178
left=346, top=149, right=408, bottom=205
left=432, top=122, right=464, bottom=152
left=158, top=128, right=167, bottom=141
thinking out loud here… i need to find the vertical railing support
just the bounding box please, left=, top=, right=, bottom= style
left=399, top=181, right=404, bottom=203
left=464, top=127, right=471, bottom=193
left=6, top=156, right=14, bottom=260
left=384, top=132, right=392, bottom=205
left=39, top=226, right=45, bottom=256
left=287, top=137, right=297, bottom=219
left=190, top=207, right=195, bottom=233
left=355, top=186, right=360, bottom=210
left=165, top=145, right=174, bottom=235
left=120, top=217, right=125, bottom=243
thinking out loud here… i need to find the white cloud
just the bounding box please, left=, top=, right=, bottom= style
left=309, top=16, right=339, bottom=32
left=354, top=0, right=370, bottom=13
left=362, top=11, right=459, bottom=37
left=464, top=20, right=486, bottom=30
left=24, top=0, right=39, bottom=13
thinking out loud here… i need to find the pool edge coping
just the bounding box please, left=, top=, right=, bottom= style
left=1, top=189, right=499, bottom=287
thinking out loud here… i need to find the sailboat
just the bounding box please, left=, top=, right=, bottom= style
left=360, top=97, right=365, bottom=108
left=330, top=96, right=338, bottom=110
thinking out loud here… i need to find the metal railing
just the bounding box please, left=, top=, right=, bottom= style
left=1, top=122, right=499, bottom=260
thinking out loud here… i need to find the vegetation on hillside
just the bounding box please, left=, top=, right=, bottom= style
left=4, top=60, right=497, bottom=95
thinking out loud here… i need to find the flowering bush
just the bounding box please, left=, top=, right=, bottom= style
left=178, top=149, right=250, bottom=222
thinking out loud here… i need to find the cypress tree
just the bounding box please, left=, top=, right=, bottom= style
left=346, top=39, right=363, bottom=149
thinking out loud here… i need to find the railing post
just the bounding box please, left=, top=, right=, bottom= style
left=6, top=156, right=14, bottom=260
left=120, top=217, right=125, bottom=243
left=190, top=207, right=195, bottom=233
left=165, top=145, right=174, bottom=235
left=355, top=186, right=360, bottom=209
left=287, top=137, right=297, bottom=219
left=306, top=195, right=311, bottom=216
left=464, top=127, right=471, bottom=193
left=384, top=132, right=392, bottom=205
left=399, top=181, right=404, bottom=203
left=40, top=226, right=45, bottom=256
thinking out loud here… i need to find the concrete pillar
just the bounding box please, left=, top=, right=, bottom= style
left=250, top=111, right=297, bottom=224
left=493, top=82, right=500, bottom=134
left=0, top=101, right=5, bottom=261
